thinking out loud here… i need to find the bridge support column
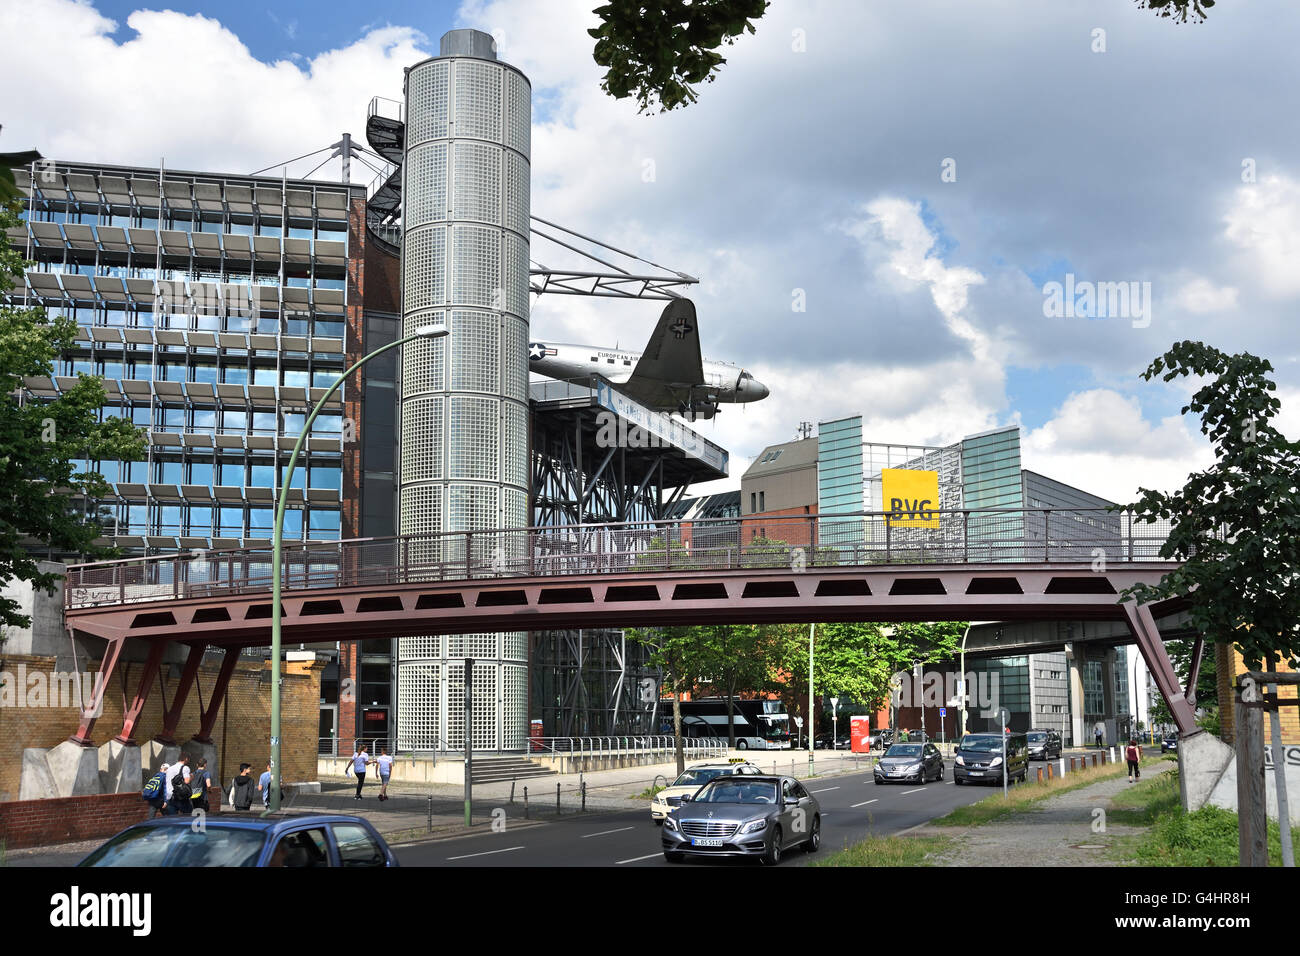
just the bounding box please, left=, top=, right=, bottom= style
left=1122, top=601, right=1198, bottom=735
left=1064, top=643, right=1086, bottom=749
left=194, top=647, right=240, bottom=743
left=115, top=639, right=168, bottom=745
left=67, top=635, right=128, bottom=745
left=155, top=642, right=206, bottom=744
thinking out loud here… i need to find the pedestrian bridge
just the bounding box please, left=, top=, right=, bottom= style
left=59, top=509, right=1201, bottom=740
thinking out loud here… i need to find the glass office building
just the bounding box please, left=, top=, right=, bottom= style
left=7, top=161, right=360, bottom=552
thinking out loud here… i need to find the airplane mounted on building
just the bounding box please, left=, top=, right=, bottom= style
left=528, top=299, right=769, bottom=419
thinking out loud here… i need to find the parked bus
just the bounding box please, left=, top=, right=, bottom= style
left=657, top=697, right=793, bottom=750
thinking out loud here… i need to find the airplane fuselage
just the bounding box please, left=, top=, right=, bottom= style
left=528, top=341, right=768, bottom=405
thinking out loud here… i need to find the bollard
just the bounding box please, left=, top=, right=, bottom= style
left=1036, top=767, right=1043, bottom=783
left=427, top=794, right=434, bottom=832
left=1046, top=763, right=1053, bottom=780
left=581, top=781, right=587, bottom=812
left=556, top=782, right=561, bottom=815
left=523, top=786, right=529, bottom=819
left=509, top=779, right=516, bottom=804
left=1091, top=754, right=1098, bottom=768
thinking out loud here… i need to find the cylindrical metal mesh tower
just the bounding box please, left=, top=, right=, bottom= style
left=397, top=29, right=531, bottom=752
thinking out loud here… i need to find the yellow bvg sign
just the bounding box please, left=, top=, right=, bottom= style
left=882, top=469, right=940, bottom=528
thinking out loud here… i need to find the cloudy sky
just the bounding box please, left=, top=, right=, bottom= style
left=4, top=0, right=1297, bottom=503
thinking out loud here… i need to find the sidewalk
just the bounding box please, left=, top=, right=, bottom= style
left=919, top=760, right=1175, bottom=867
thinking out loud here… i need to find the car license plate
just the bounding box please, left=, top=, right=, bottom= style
left=691, top=838, right=723, bottom=847
left=968, top=771, right=984, bottom=776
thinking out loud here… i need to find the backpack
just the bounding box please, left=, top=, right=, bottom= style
left=190, top=770, right=210, bottom=804
left=142, top=770, right=166, bottom=801
left=171, top=770, right=193, bottom=803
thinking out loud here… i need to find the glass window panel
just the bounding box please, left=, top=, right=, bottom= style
left=282, top=369, right=309, bottom=388
left=249, top=508, right=275, bottom=531
left=249, top=463, right=274, bottom=487
left=252, top=412, right=277, bottom=434
left=221, top=410, right=246, bottom=431
left=192, top=408, right=215, bottom=429
left=188, top=461, right=213, bottom=485
left=219, top=506, right=244, bottom=535
left=252, top=366, right=278, bottom=386
left=280, top=509, right=302, bottom=538
left=312, top=369, right=338, bottom=388
left=219, top=461, right=244, bottom=486
left=222, top=365, right=248, bottom=385
left=309, top=465, right=340, bottom=490
left=193, top=363, right=218, bottom=385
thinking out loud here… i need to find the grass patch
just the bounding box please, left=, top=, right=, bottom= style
left=812, top=834, right=953, bottom=867
left=1107, top=769, right=1182, bottom=827
left=933, top=758, right=1136, bottom=827
left=630, top=785, right=665, bottom=800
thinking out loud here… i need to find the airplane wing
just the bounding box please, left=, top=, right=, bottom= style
left=621, top=298, right=705, bottom=407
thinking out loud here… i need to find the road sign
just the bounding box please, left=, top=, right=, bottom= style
left=794, top=717, right=804, bottom=727
left=940, top=707, right=947, bottom=717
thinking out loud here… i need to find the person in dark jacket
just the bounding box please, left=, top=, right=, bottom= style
left=231, top=762, right=255, bottom=811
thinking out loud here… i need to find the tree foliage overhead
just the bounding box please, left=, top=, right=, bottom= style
left=1135, top=0, right=1215, bottom=23
left=1119, top=341, right=1300, bottom=669
left=0, top=201, right=146, bottom=627
left=589, top=0, right=769, bottom=113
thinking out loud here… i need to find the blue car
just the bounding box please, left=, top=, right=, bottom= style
left=77, top=814, right=399, bottom=868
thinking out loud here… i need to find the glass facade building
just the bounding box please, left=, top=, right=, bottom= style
left=7, top=161, right=360, bottom=552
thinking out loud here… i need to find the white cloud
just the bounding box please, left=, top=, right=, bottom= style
left=1223, top=174, right=1300, bottom=298
left=1170, top=275, right=1239, bottom=314
left=1022, top=389, right=1213, bottom=502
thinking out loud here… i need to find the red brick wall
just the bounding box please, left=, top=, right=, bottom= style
left=0, top=788, right=225, bottom=851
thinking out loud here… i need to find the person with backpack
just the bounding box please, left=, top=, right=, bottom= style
left=166, top=753, right=192, bottom=816
left=1125, top=738, right=1142, bottom=782
left=230, top=762, right=255, bottom=811
left=189, top=757, right=213, bottom=813
left=143, top=763, right=169, bottom=818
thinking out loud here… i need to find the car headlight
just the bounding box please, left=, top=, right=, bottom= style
left=663, top=816, right=679, bottom=831
left=740, top=819, right=767, bottom=834
left=653, top=795, right=666, bottom=805
left=955, top=755, right=965, bottom=766
left=989, top=757, right=1003, bottom=767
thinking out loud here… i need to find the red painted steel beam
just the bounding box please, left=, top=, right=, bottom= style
left=194, top=647, right=240, bottom=743
left=156, top=642, right=205, bottom=744
left=114, top=638, right=167, bottom=745
left=69, top=635, right=127, bottom=745
left=1185, top=635, right=1206, bottom=707
left=1124, top=601, right=1198, bottom=735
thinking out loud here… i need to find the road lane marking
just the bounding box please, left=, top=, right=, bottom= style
left=446, top=846, right=524, bottom=861
left=851, top=799, right=878, bottom=808
left=902, top=787, right=926, bottom=795
left=810, top=787, right=839, bottom=793
left=581, top=826, right=635, bottom=839
left=616, top=852, right=663, bottom=864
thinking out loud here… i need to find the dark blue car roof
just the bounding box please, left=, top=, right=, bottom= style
left=125, top=814, right=374, bottom=836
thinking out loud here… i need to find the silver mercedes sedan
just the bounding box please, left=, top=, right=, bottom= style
left=660, top=775, right=821, bottom=865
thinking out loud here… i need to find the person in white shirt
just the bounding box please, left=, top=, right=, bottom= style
left=375, top=747, right=394, bottom=802
left=165, top=752, right=192, bottom=816
left=350, top=747, right=370, bottom=800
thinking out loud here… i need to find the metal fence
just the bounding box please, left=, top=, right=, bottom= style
left=316, top=735, right=728, bottom=760
left=64, top=508, right=1177, bottom=609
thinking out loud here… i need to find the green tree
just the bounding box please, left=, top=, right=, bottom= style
left=627, top=624, right=706, bottom=776
left=1120, top=342, right=1300, bottom=673
left=1135, top=0, right=1215, bottom=23
left=0, top=201, right=146, bottom=627
left=695, top=623, right=772, bottom=747
left=589, top=0, right=768, bottom=113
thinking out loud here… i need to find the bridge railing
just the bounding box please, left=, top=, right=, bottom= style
left=63, top=508, right=1176, bottom=609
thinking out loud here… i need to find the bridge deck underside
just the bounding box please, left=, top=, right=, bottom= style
left=65, top=563, right=1184, bottom=646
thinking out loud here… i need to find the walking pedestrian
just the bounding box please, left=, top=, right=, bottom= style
left=1125, top=738, right=1142, bottom=782
left=349, top=745, right=370, bottom=800
left=143, top=764, right=169, bottom=818
left=1095, top=726, right=1104, bottom=749
left=258, top=761, right=273, bottom=808
left=166, top=753, right=193, bottom=816
left=230, top=762, right=255, bottom=811
left=375, top=746, right=393, bottom=802
left=190, top=757, right=213, bottom=813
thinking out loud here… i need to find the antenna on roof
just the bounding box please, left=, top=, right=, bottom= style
left=796, top=421, right=814, bottom=440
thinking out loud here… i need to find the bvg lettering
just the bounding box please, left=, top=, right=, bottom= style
left=889, top=497, right=933, bottom=521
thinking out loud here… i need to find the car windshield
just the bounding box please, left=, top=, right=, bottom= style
left=672, top=768, right=726, bottom=787
left=694, top=779, right=778, bottom=804
left=960, top=736, right=1005, bottom=753
left=80, top=825, right=266, bottom=867
left=1027, top=733, right=1046, bottom=742
left=885, top=745, right=922, bottom=757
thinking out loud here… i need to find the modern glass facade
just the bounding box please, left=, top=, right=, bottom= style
left=8, top=161, right=359, bottom=551
left=817, top=416, right=864, bottom=515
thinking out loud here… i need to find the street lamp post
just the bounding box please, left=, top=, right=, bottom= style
left=830, top=696, right=839, bottom=752
left=957, top=625, right=971, bottom=739
left=808, top=623, right=815, bottom=776
left=266, top=326, right=448, bottom=812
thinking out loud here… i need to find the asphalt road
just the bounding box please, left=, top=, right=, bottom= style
left=393, top=759, right=999, bottom=867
